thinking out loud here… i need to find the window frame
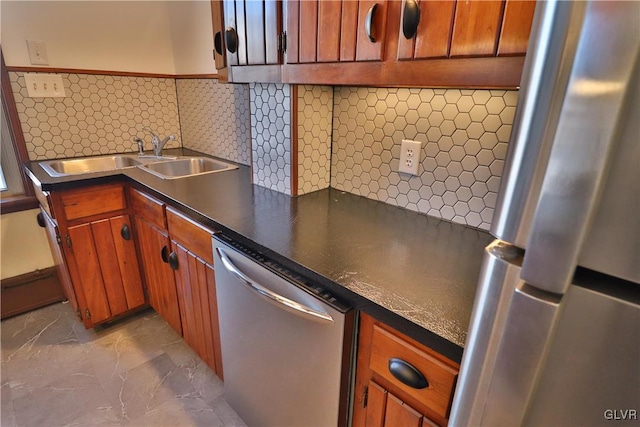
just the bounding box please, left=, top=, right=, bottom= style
left=1, top=48, right=39, bottom=214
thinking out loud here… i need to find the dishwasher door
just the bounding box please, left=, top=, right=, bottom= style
left=213, top=237, right=354, bottom=427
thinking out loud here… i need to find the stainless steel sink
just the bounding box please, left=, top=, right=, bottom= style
left=40, top=154, right=143, bottom=177
left=140, top=157, right=238, bottom=179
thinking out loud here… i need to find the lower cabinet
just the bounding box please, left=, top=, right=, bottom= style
left=134, top=215, right=183, bottom=335
left=171, top=241, right=224, bottom=379
left=353, top=313, right=459, bottom=427
left=130, top=187, right=223, bottom=380
left=40, top=207, right=79, bottom=317
left=46, top=182, right=146, bottom=328
left=167, top=206, right=223, bottom=379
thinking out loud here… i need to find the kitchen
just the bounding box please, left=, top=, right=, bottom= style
left=1, top=1, right=638, bottom=426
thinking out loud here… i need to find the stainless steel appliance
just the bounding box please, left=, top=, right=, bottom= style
left=213, top=236, right=355, bottom=427
left=450, top=1, right=640, bottom=425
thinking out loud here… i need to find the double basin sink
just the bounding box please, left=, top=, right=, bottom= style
left=40, top=154, right=238, bottom=179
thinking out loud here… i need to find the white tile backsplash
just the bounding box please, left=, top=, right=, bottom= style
left=10, top=72, right=181, bottom=160
left=176, top=79, right=251, bottom=165
left=331, top=88, right=517, bottom=230
left=250, top=83, right=292, bottom=195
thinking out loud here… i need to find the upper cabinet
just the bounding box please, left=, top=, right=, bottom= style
left=211, top=0, right=227, bottom=78
left=286, top=0, right=388, bottom=64
left=219, top=0, right=284, bottom=82
left=214, top=0, right=536, bottom=88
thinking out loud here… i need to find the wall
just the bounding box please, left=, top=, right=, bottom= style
left=332, top=88, right=517, bottom=231
left=0, top=1, right=215, bottom=74
left=248, top=84, right=517, bottom=231
left=9, top=71, right=181, bottom=160
left=177, top=79, right=251, bottom=165
left=0, top=210, right=55, bottom=280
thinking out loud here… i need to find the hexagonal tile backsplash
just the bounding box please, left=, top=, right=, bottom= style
left=176, top=79, right=251, bottom=165
left=297, top=85, right=333, bottom=195
left=250, top=83, right=292, bottom=195
left=9, top=72, right=181, bottom=160
left=332, top=87, right=517, bottom=231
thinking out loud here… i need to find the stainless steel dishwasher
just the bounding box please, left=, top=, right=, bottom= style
left=213, top=235, right=355, bottom=427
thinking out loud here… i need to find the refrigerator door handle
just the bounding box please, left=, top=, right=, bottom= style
left=480, top=283, right=561, bottom=427
left=520, top=1, right=640, bottom=294
left=449, top=240, right=525, bottom=426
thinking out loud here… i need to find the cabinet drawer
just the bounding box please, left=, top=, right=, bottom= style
left=166, top=207, right=214, bottom=265
left=370, top=324, right=458, bottom=419
left=130, top=188, right=166, bottom=230
left=60, top=183, right=126, bottom=220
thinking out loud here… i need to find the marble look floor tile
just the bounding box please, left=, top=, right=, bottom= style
left=82, top=326, right=165, bottom=384
left=1, top=303, right=246, bottom=427
left=176, top=357, right=225, bottom=406
left=100, top=353, right=196, bottom=424
left=130, top=395, right=223, bottom=427
left=1, top=375, right=17, bottom=427
left=11, top=367, right=112, bottom=427
left=210, top=395, right=248, bottom=427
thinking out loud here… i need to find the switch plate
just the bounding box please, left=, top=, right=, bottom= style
left=398, top=139, right=422, bottom=176
left=24, top=74, right=66, bottom=98
left=26, top=40, right=49, bottom=65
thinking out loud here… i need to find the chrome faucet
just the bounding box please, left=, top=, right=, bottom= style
left=142, top=127, right=175, bottom=157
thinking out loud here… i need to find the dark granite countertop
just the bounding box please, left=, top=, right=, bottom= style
left=26, top=149, right=492, bottom=362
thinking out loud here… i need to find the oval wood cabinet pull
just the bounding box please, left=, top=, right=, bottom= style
left=120, top=224, right=131, bottom=241
left=365, top=3, right=379, bottom=43
left=36, top=212, right=46, bottom=228
left=388, top=357, right=429, bottom=389
left=214, top=31, right=224, bottom=55
left=161, top=245, right=170, bottom=263
left=225, top=27, right=238, bottom=54
left=402, top=0, right=421, bottom=39
left=168, top=251, right=179, bottom=271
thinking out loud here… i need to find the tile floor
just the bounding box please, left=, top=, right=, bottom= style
left=1, top=302, right=247, bottom=427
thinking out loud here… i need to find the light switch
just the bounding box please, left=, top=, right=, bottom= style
left=26, top=40, right=49, bottom=65
left=24, top=74, right=66, bottom=98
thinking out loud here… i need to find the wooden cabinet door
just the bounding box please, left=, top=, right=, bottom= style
left=224, top=0, right=281, bottom=66
left=397, top=0, right=456, bottom=60
left=171, top=241, right=223, bottom=379
left=211, top=0, right=227, bottom=71
left=287, top=0, right=387, bottom=64
left=497, top=0, right=536, bottom=56
left=171, top=241, right=222, bottom=378
left=41, top=207, right=79, bottom=319
left=66, top=215, right=145, bottom=327
left=450, top=0, right=504, bottom=57
left=134, top=216, right=183, bottom=335
left=66, top=223, right=112, bottom=326
left=365, top=380, right=436, bottom=427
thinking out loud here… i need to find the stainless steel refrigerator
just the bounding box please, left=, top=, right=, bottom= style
left=449, top=1, right=640, bottom=425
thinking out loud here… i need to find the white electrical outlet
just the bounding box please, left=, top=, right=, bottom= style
left=24, top=74, right=66, bottom=98
left=398, top=139, right=422, bottom=176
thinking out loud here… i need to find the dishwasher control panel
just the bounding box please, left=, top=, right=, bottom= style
left=214, top=234, right=351, bottom=313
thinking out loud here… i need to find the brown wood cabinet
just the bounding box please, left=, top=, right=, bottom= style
left=40, top=207, right=78, bottom=316
left=222, top=0, right=284, bottom=82
left=49, top=183, right=146, bottom=328
left=286, top=0, right=388, bottom=64
left=353, top=313, right=459, bottom=427
left=211, top=0, right=228, bottom=78
left=130, top=188, right=223, bottom=379
left=282, top=0, right=536, bottom=88
left=167, top=207, right=223, bottom=379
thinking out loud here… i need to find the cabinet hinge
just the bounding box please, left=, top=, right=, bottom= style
left=65, top=235, right=72, bottom=248
left=56, top=234, right=62, bottom=245
left=361, top=385, right=368, bottom=408
left=278, top=31, right=287, bottom=53
left=85, top=308, right=91, bottom=320
left=76, top=308, right=82, bottom=320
